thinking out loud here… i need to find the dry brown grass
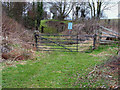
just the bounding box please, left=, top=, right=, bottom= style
left=2, top=11, right=37, bottom=61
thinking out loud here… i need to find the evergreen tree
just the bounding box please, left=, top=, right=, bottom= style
left=36, top=1, right=44, bottom=30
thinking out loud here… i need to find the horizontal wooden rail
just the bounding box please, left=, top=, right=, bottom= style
left=38, top=34, right=77, bottom=36
left=100, top=35, right=117, bottom=38
left=37, top=49, right=78, bottom=52
left=101, top=31, right=117, bottom=37
left=100, top=40, right=119, bottom=43
left=36, top=34, right=94, bottom=37
left=37, top=47, right=77, bottom=50
left=37, top=44, right=77, bottom=47
left=38, top=38, right=78, bottom=40
left=100, top=26, right=120, bottom=36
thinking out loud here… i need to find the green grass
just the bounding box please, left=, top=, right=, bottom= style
left=2, top=45, right=118, bottom=88
left=40, top=20, right=57, bottom=34
left=40, top=19, right=72, bottom=34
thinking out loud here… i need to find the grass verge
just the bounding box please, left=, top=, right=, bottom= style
left=2, top=44, right=118, bottom=88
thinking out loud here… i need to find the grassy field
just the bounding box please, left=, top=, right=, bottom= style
left=40, top=20, right=57, bottom=34
left=2, top=44, right=118, bottom=88
left=39, top=19, right=72, bottom=34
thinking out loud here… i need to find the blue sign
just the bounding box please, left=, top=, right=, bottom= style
left=68, top=22, right=72, bottom=30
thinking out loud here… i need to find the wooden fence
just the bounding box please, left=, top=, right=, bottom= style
left=96, top=26, right=120, bottom=45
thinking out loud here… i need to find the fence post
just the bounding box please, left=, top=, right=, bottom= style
left=97, top=28, right=102, bottom=45
left=93, top=34, right=97, bottom=50
left=77, top=34, right=78, bottom=52
left=34, top=31, right=38, bottom=51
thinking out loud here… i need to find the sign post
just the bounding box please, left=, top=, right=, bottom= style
left=68, top=22, right=73, bottom=34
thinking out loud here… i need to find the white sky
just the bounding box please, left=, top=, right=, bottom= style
left=103, top=1, right=119, bottom=19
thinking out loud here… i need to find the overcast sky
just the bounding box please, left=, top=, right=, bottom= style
left=103, top=1, right=119, bottom=19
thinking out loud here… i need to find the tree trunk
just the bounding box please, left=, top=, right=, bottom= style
left=97, top=2, right=102, bottom=19
left=93, top=2, right=96, bottom=18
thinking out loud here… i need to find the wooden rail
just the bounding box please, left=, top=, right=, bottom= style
left=97, top=25, right=119, bottom=45
left=100, top=26, right=120, bottom=36
left=101, top=31, right=117, bottom=37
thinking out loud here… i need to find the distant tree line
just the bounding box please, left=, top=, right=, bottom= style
left=2, top=0, right=115, bottom=29
left=2, top=2, right=47, bottom=30
left=49, top=0, right=115, bottom=20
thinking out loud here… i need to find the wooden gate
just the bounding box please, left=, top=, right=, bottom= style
left=34, top=33, right=95, bottom=52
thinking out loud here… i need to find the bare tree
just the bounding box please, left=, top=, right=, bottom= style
left=75, top=4, right=80, bottom=20
left=88, top=0, right=117, bottom=19
left=49, top=0, right=76, bottom=20
left=73, top=2, right=90, bottom=20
